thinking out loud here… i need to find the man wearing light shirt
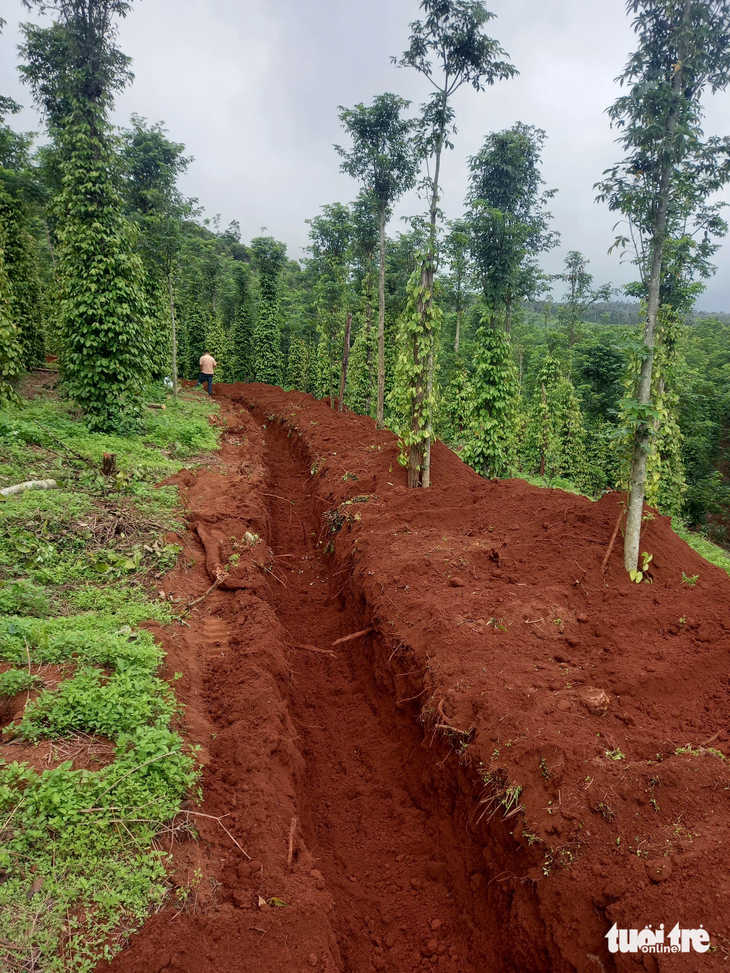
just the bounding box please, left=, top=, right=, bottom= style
left=196, top=351, right=217, bottom=396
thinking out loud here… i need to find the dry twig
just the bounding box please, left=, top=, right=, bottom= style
left=287, top=816, right=297, bottom=870
left=186, top=578, right=223, bottom=610
left=290, top=643, right=336, bottom=658
left=183, top=811, right=251, bottom=859
left=601, top=504, right=626, bottom=574
left=331, top=627, right=373, bottom=647
left=263, top=493, right=294, bottom=505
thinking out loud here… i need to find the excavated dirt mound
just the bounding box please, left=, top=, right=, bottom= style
left=98, top=384, right=730, bottom=973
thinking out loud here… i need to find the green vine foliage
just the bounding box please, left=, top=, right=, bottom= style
left=616, top=304, right=687, bottom=516
left=525, top=385, right=558, bottom=478
left=251, top=236, right=286, bottom=386
left=522, top=355, right=588, bottom=487
left=390, top=261, right=442, bottom=465
left=0, top=213, right=23, bottom=404
left=254, top=299, right=283, bottom=386
left=582, top=419, right=621, bottom=497
left=645, top=305, right=687, bottom=516
left=313, top=309, right=342, bottom=403
left=285, top=335, right=309, bottom=393
left=309, top=246, right=350, bottom=405
left=0, top=191, right=45, bottom=369
left=143, top=279, right=170, bottom=382
left=231, top=267, right=254, bottom=383
left=439, top=359, right=471, bottom=450
left=206, top=314, right=232, bottom=382
left=184, top=299, right=206, bottom=380
left=460, top=318, right=519, bottom=478
left=55, top=120, right=149, bottom=431
left=346, top=314, right=376, bottom=415
left=311, top=332, right=334, bottom=401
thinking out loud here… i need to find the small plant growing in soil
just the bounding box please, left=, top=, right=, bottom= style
left=681, top=571, right=699, bottom=586
left=0, top=668, right=41, bottom=698
left=501, top=784, right=523, bottom=817
left=605, top=748, right=625, bottom=761
left=629, top=550, right=653, bottom=584
left=542, top=849, right=555, bottom=876
left=558, top=846, right=579, bottom=868
left=675, top=744, right=725, bottom=760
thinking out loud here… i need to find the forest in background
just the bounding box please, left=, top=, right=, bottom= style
left=1, top=0, right=729, bottom=551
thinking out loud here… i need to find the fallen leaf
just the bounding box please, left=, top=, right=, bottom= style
left=27, top=876, right=44, bottom=901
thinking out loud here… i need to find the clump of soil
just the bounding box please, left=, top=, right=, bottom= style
left=98, top=383, right=730, bottom=973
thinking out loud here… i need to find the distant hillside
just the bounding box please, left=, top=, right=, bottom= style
left=527, top=300, right=641, bottom=325
left=527, top=300, right=730, bottom=326
left=693, top=309, right=730, bottom=325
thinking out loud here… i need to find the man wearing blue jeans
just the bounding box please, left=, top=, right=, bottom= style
left=196, top=351, right=217, bottom=396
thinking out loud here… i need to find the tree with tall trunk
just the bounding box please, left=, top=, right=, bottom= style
left=596, top=0, right=730, bottom=574
left=465, top=122, right=558, bottom=331
left=556, top=251, right=613, bottom=349
left=395, top=0, right=516, bottom=487
left=335, top=94, right=419, bottom=428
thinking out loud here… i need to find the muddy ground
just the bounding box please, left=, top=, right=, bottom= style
left=98, top=384, right=730, bottom=973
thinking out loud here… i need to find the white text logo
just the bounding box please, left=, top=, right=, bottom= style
left=606, top=923, right=710, bottom=954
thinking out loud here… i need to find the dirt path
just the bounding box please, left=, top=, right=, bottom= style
left=262, top=420, right=498, bottom=973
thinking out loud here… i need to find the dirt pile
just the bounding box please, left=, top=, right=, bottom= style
left=100, top=384, right=730, bottom=973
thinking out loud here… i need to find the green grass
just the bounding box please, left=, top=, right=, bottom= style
left=0, top=388, right=217, bottom=972
left=0, top=392, right=217, bottom=605
left=672, top=518, right=730, bottom=578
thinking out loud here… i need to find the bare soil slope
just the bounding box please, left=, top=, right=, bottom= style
left=99, top=384, right=730, bottom=973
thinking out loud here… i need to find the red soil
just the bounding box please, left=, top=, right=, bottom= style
left=98, top=383, right=730, bottom=973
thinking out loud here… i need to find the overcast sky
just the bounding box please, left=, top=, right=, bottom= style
left=3, top=0, right=730, bottom=311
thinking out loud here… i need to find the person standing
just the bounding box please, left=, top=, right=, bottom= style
left=196, top=350, right=217, bottom=396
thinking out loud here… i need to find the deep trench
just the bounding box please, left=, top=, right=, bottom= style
left=256, top=413, right=544, bottom=973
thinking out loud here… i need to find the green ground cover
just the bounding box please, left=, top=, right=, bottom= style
left=0, top=389, right=218, bottom=972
